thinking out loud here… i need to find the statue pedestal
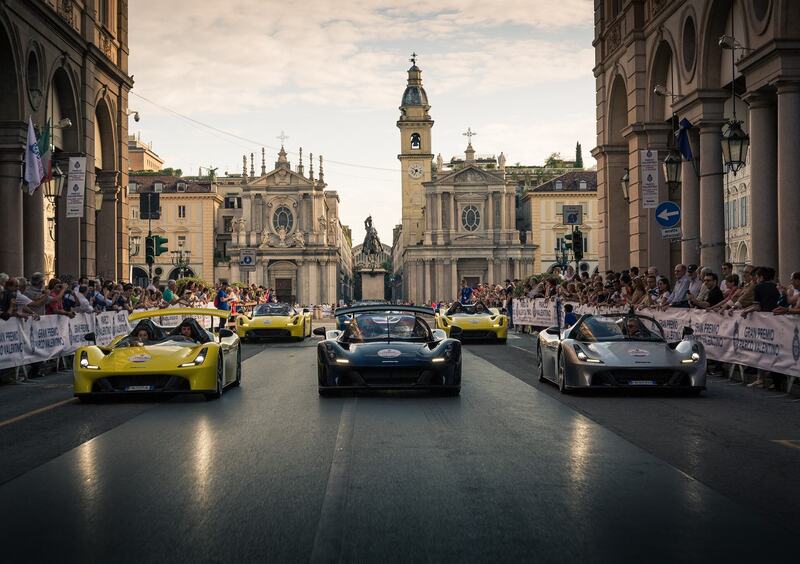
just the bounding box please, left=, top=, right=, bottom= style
left=359, top=268, right=387, bottom=300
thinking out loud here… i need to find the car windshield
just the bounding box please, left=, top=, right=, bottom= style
left=342, top=312, right=431, bottom=343
left=253, top=303, right=294, bottom=316
left=446, top=302, right=490, bottom=316
left=116, top=317, right=212, bottom=348
left=572, top=315, right=665, bottom=343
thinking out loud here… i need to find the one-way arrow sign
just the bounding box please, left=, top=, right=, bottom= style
left=655, top=201, right=681, bottom=228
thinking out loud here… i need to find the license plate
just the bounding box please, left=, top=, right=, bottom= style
left=126, top=385, right=153, bottom=391
left=629, top=380, right=656, bottom=386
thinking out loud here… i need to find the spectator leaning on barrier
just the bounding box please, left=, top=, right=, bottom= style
left=723, top=264, right=755, bottom=313
left=720, top=262, right=733, bottom=293
left=773, top=272, right=800, bottom=315
left=689, top=272, right=724, bottom=309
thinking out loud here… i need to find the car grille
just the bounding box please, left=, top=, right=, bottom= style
left=451, top=327, right=495, bottom=340
left=591, top=369, right=691, bottom=387
left=340, top=368, right=442, bottom=387
left=92, top=375, right=190, bottom=392
left=250, top=328, right=291, bottom=338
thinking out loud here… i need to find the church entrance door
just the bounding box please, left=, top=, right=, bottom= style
left=275, top=278, right=293, bottom=303
left=464, top=276, right=480, bottom=288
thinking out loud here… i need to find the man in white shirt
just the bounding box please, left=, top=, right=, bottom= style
left=719, top=262, right=733, bottom=293
left=669, top=264, right=691, bottom=306
left=687, top=264, right=703, bottom=296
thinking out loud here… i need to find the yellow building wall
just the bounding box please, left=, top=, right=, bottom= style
left=529, top=192, right=599, bottom=274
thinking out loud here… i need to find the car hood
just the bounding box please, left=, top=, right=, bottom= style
left=245, top=315, right=297, bottom=326
left=582, top=341, right=683, bottom=365
left=98, top=344, right=203, bottom=371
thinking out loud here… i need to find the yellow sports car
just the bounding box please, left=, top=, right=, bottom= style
left=236, top=302, right=312, bottom=341
left=74, top=308, right=240, bottom=401
left=435, top=301, right=508, bottom=343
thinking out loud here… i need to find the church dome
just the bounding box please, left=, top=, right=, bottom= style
left=401, top=85, right=428, bottom=107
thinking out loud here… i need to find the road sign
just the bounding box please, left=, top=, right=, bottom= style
left=661, top=227, right=681, bottom=239
left=240, top=248, right=256, bottom=268
left=655, top=201, right=681, bottom=228
left=563, top=205, right=583, bottom=225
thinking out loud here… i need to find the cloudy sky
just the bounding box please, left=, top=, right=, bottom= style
left=128, top=0, right=595, bottom=243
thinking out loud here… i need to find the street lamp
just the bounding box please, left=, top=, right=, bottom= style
left=46, top=162, right=66, bottom=201
left=171, top=240, right=191, bottom=279
left=663, top=151, right=682, bottom=198
left=719, top=31, right=751, bottom=175
left=94, top=183, right=104, bottom=212
left=620, top=168, right=630, bottom=202
left=129, top=234, right=141, bottom=257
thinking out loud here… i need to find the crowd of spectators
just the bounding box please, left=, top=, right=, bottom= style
left=504, top=262, right=800, bottom=318
left=0, top=272, right=280, bottom=322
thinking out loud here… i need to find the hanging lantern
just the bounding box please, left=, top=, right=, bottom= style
left=721, top=120, right=749, bottom=175
left=663, top=151, right=682, bottom=196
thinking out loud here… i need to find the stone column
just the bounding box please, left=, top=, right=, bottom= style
left=296, top=261, right=304, bottom=305
left=435, top=260, right=444, bottom=300
left=329, top=260, right=337, bottom=304
left=777, top=82, right=800, bottom=279
left=486, top=191, right=494, bottom=233
left=699, top=122, right=726, bottom=269
left=308, top=260, right=318, bottom=305
left=487, top=259, right=494, bottom=284
left=450, top=259, right=458, bottom=300
left=499, top=191, right=506, bottom=234
left=450, top=193, right=456, bottom=231
left=680, top=129, right=700, bottom=265
left=0, top=146, right=24, bottom=275
left=435, top=194, right=443, bottom=231
left=424, top=259, right=432, bottom=304
left=95, top=170, right=119, bottom=280
left=513, top=258, right=521, bottom=280
left=747, top=95, right=778, bottom=269
left=23, top=188, right=45, bottom=276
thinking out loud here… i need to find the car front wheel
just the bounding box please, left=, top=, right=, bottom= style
left=558, top=349, right=569, bottom=394
left=537, top=345, right=546, bottom=383
left=205, top=355, right=224, bottom=400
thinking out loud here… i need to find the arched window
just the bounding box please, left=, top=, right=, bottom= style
left=273, top=206, right=294, bottom=232
left=461, top=205, right=480, bottom=231
left=410, top=133, right=421, bottom=150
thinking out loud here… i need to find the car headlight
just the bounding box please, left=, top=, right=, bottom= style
left=290, top=316, right=301, bottom=325
left=180, top=347, right=208, bottom=368
left=79, top=351, right=100, bottom=370
left=335, top=358, right=350, bottom=364
left=575, top=349, right=603, bottom=364
left=432, top=357, right=446, bottom=363
left=681, top=352, right=701, bottom=364
left=493, top=317, right=504, bottom=327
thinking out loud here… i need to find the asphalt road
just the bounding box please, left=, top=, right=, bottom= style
left=0, top=334, right=797, bottom=563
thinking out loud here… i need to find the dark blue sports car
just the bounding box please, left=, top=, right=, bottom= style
left=314, top=305, right=462, bottom=396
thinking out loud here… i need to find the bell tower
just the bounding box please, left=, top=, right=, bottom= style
left=397, top=53, right=433, bottom=248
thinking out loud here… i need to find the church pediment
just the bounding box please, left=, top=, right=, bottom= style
left=244, top=167, right=314, bottom=190
left=427, top=164, right=503, bottom=187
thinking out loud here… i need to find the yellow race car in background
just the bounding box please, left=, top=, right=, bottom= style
left=74, top=309, right=241, bottom=401
left=236, top=302, right=312, bottom=341
left=435, top=301, right=508, bottom=343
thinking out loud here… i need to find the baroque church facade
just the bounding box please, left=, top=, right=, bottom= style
left=393, top=62, right=537, bottom=303
left=214, top=146, right=353, bottom=305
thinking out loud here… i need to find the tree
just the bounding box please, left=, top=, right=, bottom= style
left=544, top=152, right=563, bottom=168
left=575, top=142, right=584, bottom=168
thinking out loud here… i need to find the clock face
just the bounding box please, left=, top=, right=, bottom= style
left=408, top=163, right=424, bottom=179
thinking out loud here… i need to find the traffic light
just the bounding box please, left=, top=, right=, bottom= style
left=145, top=236, right=156, bottom=265
left=154, top=235, right=169, bottom=256
left=563, top=233, right=573, bottom=251
left=573, top=229, right=584, bottom=261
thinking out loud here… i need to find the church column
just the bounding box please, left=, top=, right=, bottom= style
left=328, top=260, right=337, bottom=304
left=296, top=261, right=304, bottom=305
left=487, top=259, right=494, bottom=285
left=449, top=193, right=456, bottom=231
left=513, top=257, right=521, bottom=280
left=747, top=95, right=778, bottom=269
left=424, top=259, right=432, bottom=304
left=777, top=82, right=800, bottom=279
left=435, top=260, right=444, bottom=301
left=486, top=191, right=494, bottom=234
left=499, top=192, right=507, bottom=240
left=22, top=188, right=45, bottom=276
left=450, top=259, right=458, bottom=300
left=416, top=260, right=424, bottom=304
left=435, top=193, right=443, bottom=231
left=699, top=122, right=726, bottom=269
left=308, top=260, right=318, bottom=305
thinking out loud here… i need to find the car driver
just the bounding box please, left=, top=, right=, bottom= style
left=178, top=322, right=198, bottom=342
left=624, top=317, right=647, bottom=338
left=133, top=328, right=151, bottom=345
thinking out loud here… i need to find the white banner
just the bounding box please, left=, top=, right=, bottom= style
left=66, top=156, right=86, bottom=218
left=511, top=298, right=800, bottom=378
left=0, top=311, right=132, bottom=370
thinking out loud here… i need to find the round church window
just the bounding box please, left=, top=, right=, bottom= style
left=461, top=205, right=480, bottom=231
left=273, top=206, right=294, bottom=232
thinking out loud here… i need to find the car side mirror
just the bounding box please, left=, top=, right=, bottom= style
left=84, top=332, right=96, bottom=344
left=218, top=329, right=234, bottom=338
left=313, top=326, right=326, bottom=336
left=432, top=329, right=447, bottom=341
left=682, top=326, right=694, bottom=338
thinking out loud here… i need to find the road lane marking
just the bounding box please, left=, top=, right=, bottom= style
left=510, top=345, right=536, bottom=355
left=310, top=397, right=356, bottom=563
left=771, top=439, right=800, bottom=451
left=0, top=397, right=76, bottom=429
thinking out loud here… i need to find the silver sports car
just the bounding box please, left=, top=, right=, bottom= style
left=537, top=313, right=706, bottom=394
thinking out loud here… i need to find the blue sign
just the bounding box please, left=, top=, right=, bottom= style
left=655, top=201, right=681, bottom=228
